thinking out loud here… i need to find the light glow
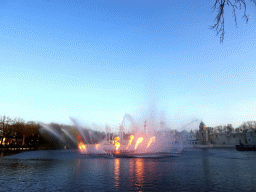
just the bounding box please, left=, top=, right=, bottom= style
left=147, top=136, right=155, bottom=148
left=115, top=141, right=120, bottom=150
left=78, top=142, right=86, bottom=151
left=135, top=137, right=144, bottom=150
left=126, top=135, right=134, bottom=149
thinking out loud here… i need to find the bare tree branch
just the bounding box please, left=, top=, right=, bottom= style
left=210, top=0, right=256, bottom=44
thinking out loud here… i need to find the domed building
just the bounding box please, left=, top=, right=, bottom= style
left=199, top=121, right=206, bottom=131
left=198, top=121, right=208, bottom=145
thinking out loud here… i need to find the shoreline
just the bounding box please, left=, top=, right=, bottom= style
left=193, top=144, right=235, bottom=148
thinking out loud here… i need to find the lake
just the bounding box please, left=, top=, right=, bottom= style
left=0, top=148, right=256, bottom=191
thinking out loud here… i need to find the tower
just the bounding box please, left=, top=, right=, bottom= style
left=199, top=121, right=208, bottom=145
left=199, top=121, right=206, bottom=131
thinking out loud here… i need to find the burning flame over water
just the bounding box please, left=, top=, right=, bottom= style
left=126, top=135, right=134, bottom=149
left=114, top=136, right=120, bottom=141
left=147, top=136, right=155, bottom=148
left=115, top=142, right=120, bottom=150
left=135, top=137, right=144, bottom=150
left=78, top=142, right=86, bottom=151
left=95, top=144, right=100, bottom=150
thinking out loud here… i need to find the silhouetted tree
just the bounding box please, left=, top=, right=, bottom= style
left=226, top=124, right=234, bottom=132
left=210, top=0, right=256, bottom=43
left=216, top=125, right=223, bottom=133
left=0, top=115, right=12, bottom=145
left=207, top=127, right=214, bottom=134
left=235, top=127, right=241, bottom=133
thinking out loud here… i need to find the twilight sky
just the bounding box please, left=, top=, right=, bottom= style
left=0, top=0, right=255, bottom=131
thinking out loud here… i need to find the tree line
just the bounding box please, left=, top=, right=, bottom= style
left=0, top=115, right=107, bottom=149
left=205, top=121, right=256, bottom=134
left=0, top=115, right=41, bottom=146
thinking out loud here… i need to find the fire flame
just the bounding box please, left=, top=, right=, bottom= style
left=115, top=141, right=120, bottom=150
left=147, top=136, right=155, bottom=148
left=95, top=144, right=100, bottom=150
left=78, top=142, right=86, bottom=151
left=135, top=137, right=144, bottom=150
left=126, top=135, right=134, bottom=149
left=114, top=136, right=120, bottom=141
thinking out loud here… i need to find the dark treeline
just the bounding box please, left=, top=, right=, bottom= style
left=205, top=121, right=256, bottom=134
left=0, top=115, right=42, bottom=147
left=0, top=115, right=106, bottom=150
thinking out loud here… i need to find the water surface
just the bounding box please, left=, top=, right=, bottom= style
left=1, top=148, right=256, bottom=191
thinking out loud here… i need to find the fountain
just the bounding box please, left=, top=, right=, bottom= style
left=39, top=114, right=188, bottom=158
left=100, top=114, right=185, bottom=158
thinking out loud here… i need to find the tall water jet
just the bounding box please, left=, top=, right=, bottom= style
left=40, top=123, right=65, bottom=143
left=61, top=128, right=77, bottom=144
left=70, top=117, right=88, bottom=144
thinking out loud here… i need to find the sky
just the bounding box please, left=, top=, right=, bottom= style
left=0, top=0, right=255, bottom=132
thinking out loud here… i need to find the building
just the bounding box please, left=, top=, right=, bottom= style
left=246, top=129, right=256, bottom=145
left=197, top=121, right=208, bottom=145
left=196, top=121, right=256, bottom=147
left=209, top=132, right=246, bottom=146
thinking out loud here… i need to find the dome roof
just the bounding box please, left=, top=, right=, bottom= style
left=200, top=121, right=205, bottom=126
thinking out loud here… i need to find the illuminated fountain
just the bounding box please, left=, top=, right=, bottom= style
left=40, top=114, right=189, bottom=158
left=101, top=115, right=182, bottom=158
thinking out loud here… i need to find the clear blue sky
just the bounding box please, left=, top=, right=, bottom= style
left=0, top=0, right=255, bottom=131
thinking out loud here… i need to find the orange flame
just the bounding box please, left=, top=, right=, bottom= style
left=115, top=141, right=120, bottom=150
left=135, top=137, right=144, bottom=150
left=126, top=135, right=134, bottom=149
left=95, top=144, right=100, bottom=150
left=147, top=136, right=155, bottom=148
left=114, top=136, right=120, bottom=141
left=78, top=142, right=86, bottom=151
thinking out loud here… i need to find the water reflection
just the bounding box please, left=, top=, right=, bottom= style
left=114, top=158, right=120, bottom=189
left=127, top=158, right=146, bottom=190
left=201, top=150, right=211, bottom=190
left=1, top=149, right=256, bottom=191
left=135, top=158, right=144, bottom=189
left=129, top=159, right=135, bottom=188
left=74, top=159, right=81, bottom=179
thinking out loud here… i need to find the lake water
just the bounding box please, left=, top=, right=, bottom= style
left=0, top=148, right=256, bottom=191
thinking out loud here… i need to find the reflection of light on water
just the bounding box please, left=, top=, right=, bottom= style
left=128, top=159, right=144, bottom=189
left=129, top=160, right=135, bottom=178
left=135, top=159, right=144, bottom=189
left=114, top=158, right=120, bottom=189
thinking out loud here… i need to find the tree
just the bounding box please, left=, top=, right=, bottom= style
left=0, top=115, right=12, bottom=145
left=216, top=125, right=223, bottom=133
left=226, top=124, right=234, bottom=132
left=210, top=0, right=256, bottom=44
left=235, top=127, right=240, bottom=133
